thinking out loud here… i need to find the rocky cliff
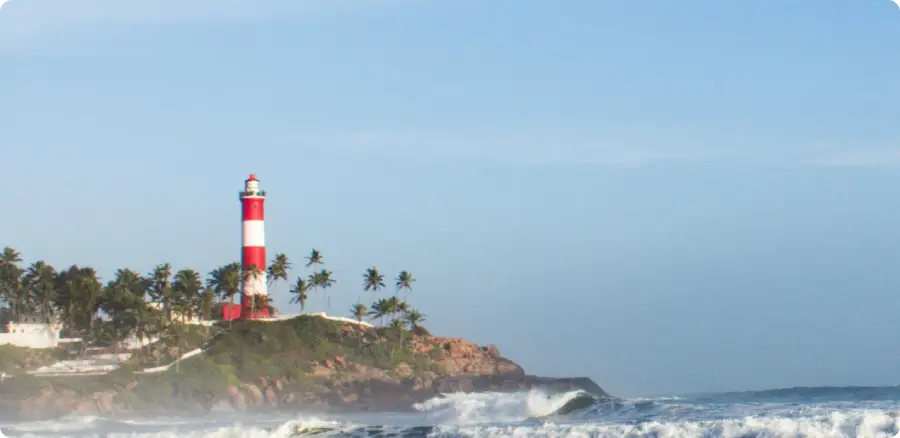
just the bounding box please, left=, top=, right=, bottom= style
left=0, top=316, right=607, bottom=421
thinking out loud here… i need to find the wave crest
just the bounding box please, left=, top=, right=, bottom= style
left=8, top=387, right=900, bottom=437
left=413, top=389, right=589, bottom=424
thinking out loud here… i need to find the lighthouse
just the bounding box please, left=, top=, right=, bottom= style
left=239, top=173, right=269, bottom=319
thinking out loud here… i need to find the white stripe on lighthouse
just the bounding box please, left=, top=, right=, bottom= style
left=242, top=220, right=265, bottom=247
left=243, top=275, right=268, bottom=296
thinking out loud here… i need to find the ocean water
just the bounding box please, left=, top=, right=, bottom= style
left=3, top=386, right=900, bottom=437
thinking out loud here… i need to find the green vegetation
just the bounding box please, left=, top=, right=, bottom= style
left=0, top=246, right=427, bottom=351
left=63, top=316, right=445, bottom=411
left=0, top=345, right=67, bottom=373
left=0, top=244, right=500, bottom=420
left=0, top=246, right=432, bottom=405
left=204, top=316, right=443, bottom=378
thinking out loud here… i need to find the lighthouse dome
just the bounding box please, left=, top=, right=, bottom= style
left=239, top=173, right=265, bottom=199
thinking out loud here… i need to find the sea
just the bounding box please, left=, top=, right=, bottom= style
left=3, top=386, right=900, bottom=437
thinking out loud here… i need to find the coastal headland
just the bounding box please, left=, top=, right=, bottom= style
left=0, top=245, right=605, bottom=422
left=0, top=315, right=607, bottom=421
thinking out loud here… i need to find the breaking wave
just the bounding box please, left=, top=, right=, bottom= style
left=5, top=386, right=900, bottom=437
left=412, top=389, right=593, bottom=424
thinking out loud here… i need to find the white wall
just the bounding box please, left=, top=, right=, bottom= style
left=0, top=322, right=61, bottom=349
left=28, top=353, right=132, bottom=376
left=146, top=302, right=213, bottom=325
left=117, top=335, right=160, bottom=350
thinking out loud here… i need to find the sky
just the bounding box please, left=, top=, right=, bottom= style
left=1, top=0, right=900, bottom=397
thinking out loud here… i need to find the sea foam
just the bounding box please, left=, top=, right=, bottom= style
left=4, top=387, right=900, bottom=437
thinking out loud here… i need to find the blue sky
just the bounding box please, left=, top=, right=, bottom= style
left=2, top=0, right=900, bottom=397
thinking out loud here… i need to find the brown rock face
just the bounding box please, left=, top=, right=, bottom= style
left=239, top=384, right=264, bottom=406
left=14, top=388, right=76, bottom=421
left=430, top=337, right=524, bottom=376
left=225, top=378, right=292, bottom=411
left=264, top=332, right=608, bottom=413
left=414, top=336, right=524, bottom=377
left=394, top=363, right=414, bottom=379
left=6, top=387, right=129, bottom=422
left=264, top=386, right=278, bottom=407
left=228, top=385, right=246, bottom=411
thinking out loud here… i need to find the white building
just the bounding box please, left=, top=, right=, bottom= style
left=0, top=314, right=67, bottom=349
left=146, top=302, right=214, bottom=326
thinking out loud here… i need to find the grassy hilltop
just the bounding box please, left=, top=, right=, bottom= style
left=126, top=316, right=452, bottom=409
left=0, top=315, right=539, bottom=419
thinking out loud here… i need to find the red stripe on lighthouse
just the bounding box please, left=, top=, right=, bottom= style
left=241, top=247, right=266, bottom=270
left=242, top=198, right=264, bottom=221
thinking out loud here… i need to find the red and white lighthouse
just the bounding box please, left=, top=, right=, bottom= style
left=239, top=173, right=269, bottom=319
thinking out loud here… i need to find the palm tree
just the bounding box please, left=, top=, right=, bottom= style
left=349, top=302, right=368, bottom=347
left=390, top=318, right=405, bottom=332
left=307, top=272, right=321, bottom=311
left=131, top=299, right=160, bottom=353
left=147, top=263, right=174, bottom=323
left=172, top=269, right=203, bottom=323
left=389, top=318, right=407, bottom=353
left=0, top=247, right=431, bottom=359
left=395, top=271, right=415, bottom=302
left=305, top=249, right=323, bottom=271
left=397, top=299, right=409, bottom=314
left=55, top=265, right=83, bottom=332
left=384, top=295, right=401, bottom=323
left=242, top=264, right=266, bottom=317
left=316, top=269, right=336, bottom=311
left=255, top=294, right=273, bottom=316
left=222, top=262, right=242, bottom=303
left=197, top=288, right=216, bottom=321
left=363, top=267, right=385, bottom=298
left=206, top=265, right=228, bottom=301
left=74, top=266, right=102, bottom=332
left=0, top=248, right=24, bottom=320
left=7, top=280, right=27, bottom=322
left=305, top=249, right=323, bottom=310
left=24, top=261, right=57, bottom=323
left=267, top=253, right=291, bottom=286
left=289, top=277, right=310, bottom=312
left=0, top=247, right=21, bottom=264
left=403, top=309, right=425, bottom=330
left=101, top=268, right=147, bottom=348
left=350, top=303, right=367, bottom=323
left=367, top=298, right=391, bottom=326
left=207, top=263, right=241, bottom=322
left=243, top=264, right=266, bottom=289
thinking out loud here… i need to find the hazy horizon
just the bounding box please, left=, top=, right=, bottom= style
left=2, top=0, right=900, bottom=398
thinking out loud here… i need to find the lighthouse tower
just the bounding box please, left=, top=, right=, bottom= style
left=239, top=173, right=269, bottom=319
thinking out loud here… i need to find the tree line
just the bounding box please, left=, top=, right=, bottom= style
left=0, top=246, right=426, bottom=348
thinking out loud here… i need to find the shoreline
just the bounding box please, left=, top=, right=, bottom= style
left=0, top=373, right=609, bottom=422
left=0, top=316, right=609, bottom=422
